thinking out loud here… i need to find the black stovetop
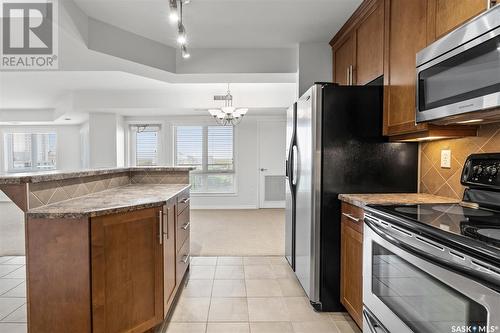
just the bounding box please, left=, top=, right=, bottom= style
left=370, top=203, right=500, bottom=250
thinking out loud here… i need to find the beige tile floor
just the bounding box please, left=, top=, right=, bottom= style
left=190, top=210, right=285, bottom=256
left=166, top=256, right=361, bottom=333
left=0, top=256, right=27, bottom=333
left=0, top=255, right=360, bottom=333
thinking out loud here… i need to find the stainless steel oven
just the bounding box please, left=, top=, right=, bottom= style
left=416, top=5, right=500, bottom=124
left=363, top=215, right=500, bottom=333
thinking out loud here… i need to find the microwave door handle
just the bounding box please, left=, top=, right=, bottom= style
left=364, top=217, right=500, bottom=291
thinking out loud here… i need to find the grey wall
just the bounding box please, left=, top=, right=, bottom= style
left=176, top=48, right=297, bottom=74
left=88, top=18, right=177, bottom=72
left=297, top=42, right=332, bottom=96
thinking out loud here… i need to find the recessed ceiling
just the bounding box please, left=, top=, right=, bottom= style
left=74, top=0, right=362, bottom=48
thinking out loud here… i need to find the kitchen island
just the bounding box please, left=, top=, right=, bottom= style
left=0, top=167, right=193, bottom=333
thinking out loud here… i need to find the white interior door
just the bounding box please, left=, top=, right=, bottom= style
left=259, top=120, right=286, bottom=208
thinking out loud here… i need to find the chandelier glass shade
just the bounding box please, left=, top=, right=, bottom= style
left=208, top=85, right=248, bottom=126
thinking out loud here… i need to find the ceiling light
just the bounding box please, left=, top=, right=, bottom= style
left=208, top=84, right=248, bottom=126
left=168, top=0, right=179, bottom=23
left=181, top=45, right=190, bottom=59
left=456, top=119, right=484, bottom=124
left=177, top=23, right=187, bottom=45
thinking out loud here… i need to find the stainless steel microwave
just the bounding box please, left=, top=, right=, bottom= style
left=416, top=5, right=500, bottom=124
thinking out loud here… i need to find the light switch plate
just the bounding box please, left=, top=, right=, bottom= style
left=441, top=150, right=451, bottom=169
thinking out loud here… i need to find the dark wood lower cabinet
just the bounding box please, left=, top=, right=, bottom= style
left=340, top=203, right=364, bottom=328
left=26, top=193, right=190, bottom=333
left=163, top=201, right=177, bottom=317
left=91, top=208, right=164, bottom=333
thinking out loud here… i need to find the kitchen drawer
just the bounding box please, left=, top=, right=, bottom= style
left=341, top=202, right=364, bottom=234
left=176, top=206, right=190, bottom=253
left=177, top=191, right=190, bottom=215
left=176, top=236, right=190, bottom=283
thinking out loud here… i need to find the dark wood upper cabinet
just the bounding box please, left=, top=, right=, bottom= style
left=332, top=0, right=384, bottom=86
left=429, top=0, right=489, bottom=41
left=333, top=34, right=355, bottom=85
left=383, top=0, right=429, bottom=136
left=331, top=0, right=480, bottom=141
left=91, top=208, right=164, bottom=333
left=356, top=0, right=384, bottom=85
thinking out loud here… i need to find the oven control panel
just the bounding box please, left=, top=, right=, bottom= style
left=461, top=153, right=500, bottom=189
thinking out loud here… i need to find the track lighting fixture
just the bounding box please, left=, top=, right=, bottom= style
left=169, top=0, right=190, bottom=59
left=168, top=0, right=179, bottom=23
left=181, top=45, right=190, bottom=59
left=177, top=23, right=187, bottom=45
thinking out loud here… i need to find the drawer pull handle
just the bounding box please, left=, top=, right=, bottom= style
left=342, top=212, right=360, bottom=223
left=181, top=255, right=190, bottom=264
left=181, top=197, right=190, bottom=204
left=181, top=222, right=191, bottom=230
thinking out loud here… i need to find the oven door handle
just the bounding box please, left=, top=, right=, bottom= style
left=363, top=308, right=389, bottom=333
left=364, top=216, right=500, bottom=292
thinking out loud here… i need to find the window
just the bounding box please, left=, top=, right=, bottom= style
left=5, top=133, right=57, bottom=172
left=174, top=125, right=235, bottom=193
left=131, top=125, right=160, bottom=166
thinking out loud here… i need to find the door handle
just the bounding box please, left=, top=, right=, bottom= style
left=292, top=145, right=298, bottom=186
left=346, top=67, right=349, bottom=85
left=181, top=255, right=190, bottom=264
left=342, top=212, right=360, bottom=223
left=349, top=65, right=354, bottom=85
left=158, top=210, right=163, bottom=245
left=260, top=168, right=268, bottom=172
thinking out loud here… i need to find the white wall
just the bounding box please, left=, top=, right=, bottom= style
left=0, top=125, right=81, bottom=255
left=87, top=113, right=125, bottom=168
left=125, top=115, right=286, bottom=209
left=297, top=42, right=333, bottom=97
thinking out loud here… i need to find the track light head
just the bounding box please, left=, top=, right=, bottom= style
left=181, top=45, right=190, bottom=59
left=168, top=0, right=179, bottom=23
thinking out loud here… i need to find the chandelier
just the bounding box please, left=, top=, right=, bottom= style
left=208, top=84, right=248, bottom=126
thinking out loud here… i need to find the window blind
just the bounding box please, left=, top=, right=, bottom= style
left=208, top=126, right=233, bottom=171
left=132, top=125, right=160, bottom=166
left=175, top=126, right=203, bottom=169
left=174, top=125, right=235, bottom=193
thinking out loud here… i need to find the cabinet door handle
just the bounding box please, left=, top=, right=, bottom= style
left=181, top=197, right=190, bottom=204
left=346, top=67, right=350, bottom=85
left=181, top=255, right=190, bottom=264
left=349, top=65, right=353, bottom=85
left=181, top=221, right=190, bottom=230
left=342, top=212, right=360, bottom=223
left=163, top=208, right=169, bottom=239
left=159, top=210, right=163, bottom=245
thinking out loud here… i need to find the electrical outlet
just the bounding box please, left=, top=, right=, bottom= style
left=441, top=150, right=451, bottom=169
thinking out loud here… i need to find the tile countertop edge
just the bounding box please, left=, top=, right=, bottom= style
left=26, top=184, right=191, bottom=220
left=0, top=166, right=196, bottom=185
left=338, top=193, right=460, bottom=209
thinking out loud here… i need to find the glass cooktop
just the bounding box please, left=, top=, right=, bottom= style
left=371, top=203, right=500, bottom=250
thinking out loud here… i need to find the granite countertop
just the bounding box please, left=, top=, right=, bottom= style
left=338, top=193, right=460, bottom=208
left=27, top=184, right=190, bottom=219
left=0, top=166, right=195, bottom=185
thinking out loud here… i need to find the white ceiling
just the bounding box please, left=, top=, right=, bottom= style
left=74, top=0, right=362, bottom=48
left=0, top=71, right=296, bottom=124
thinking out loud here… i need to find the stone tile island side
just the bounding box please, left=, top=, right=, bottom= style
left=0, top=167, right=194, bottom=333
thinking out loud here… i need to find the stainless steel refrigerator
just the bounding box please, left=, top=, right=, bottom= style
left=285, top=83, right=418, bottom=311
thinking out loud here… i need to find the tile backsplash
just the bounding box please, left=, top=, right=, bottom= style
left=420, top=123, right=500, bottom=200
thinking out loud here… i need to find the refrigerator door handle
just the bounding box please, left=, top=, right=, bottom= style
left=292, top=145, right=298, bottom=186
